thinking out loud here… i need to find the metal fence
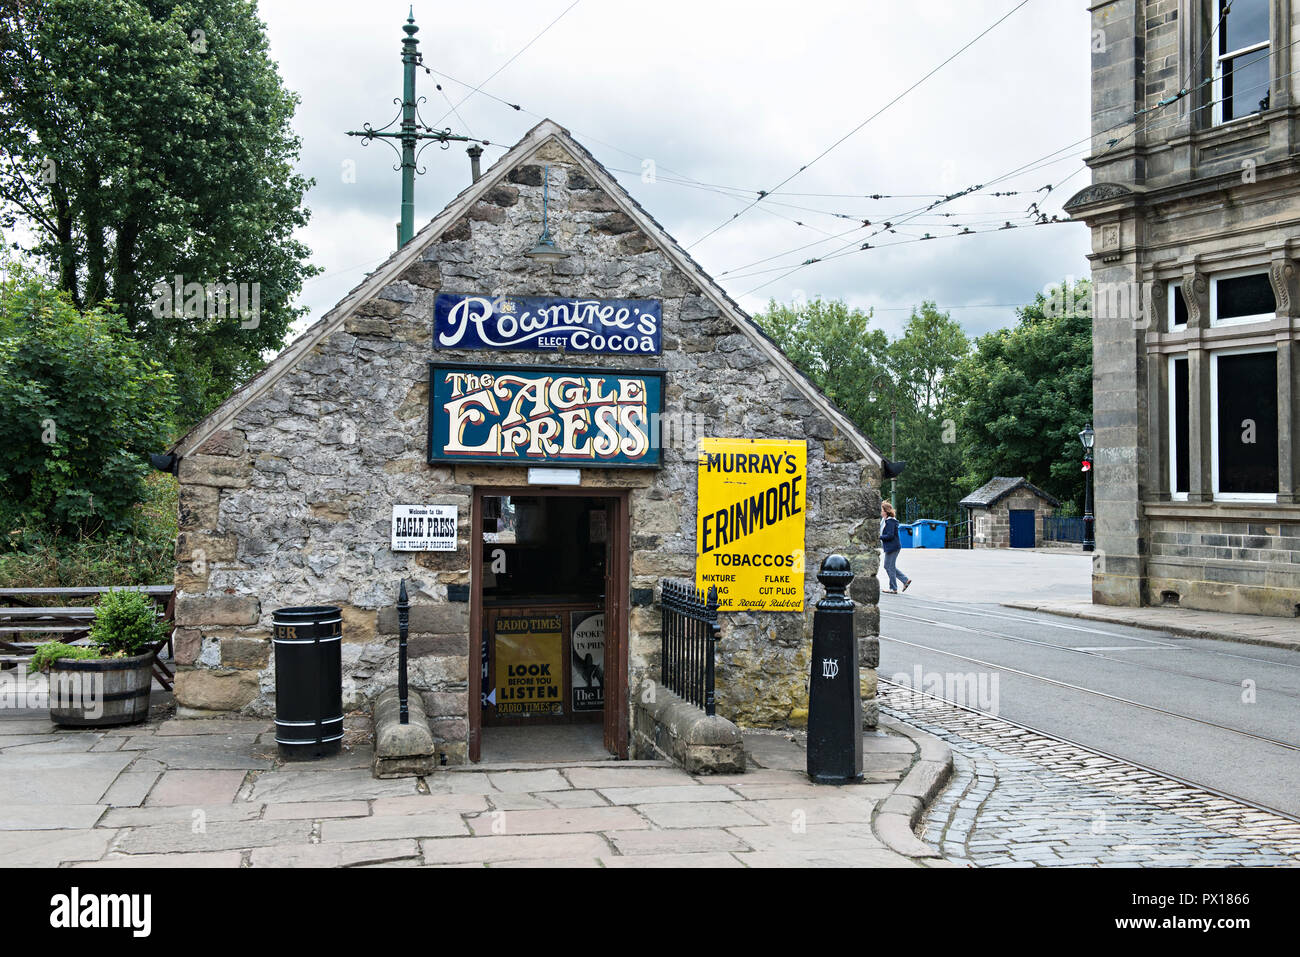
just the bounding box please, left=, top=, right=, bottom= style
left=659, top=579, right=720, bottom=715
left=1044, top=515, right=1087, bottom=543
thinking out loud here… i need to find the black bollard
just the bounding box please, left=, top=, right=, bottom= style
left=397, top=579, right=409, bottom=725
left=806, top=554, right=862, bottom=784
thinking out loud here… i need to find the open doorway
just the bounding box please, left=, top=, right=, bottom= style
left=468, top=488, right=629, bottom=763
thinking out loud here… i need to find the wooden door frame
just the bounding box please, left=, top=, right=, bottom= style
left=468, top=485, right=631, bottom=763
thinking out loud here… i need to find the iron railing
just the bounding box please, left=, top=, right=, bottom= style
left=1044, top=515, right=1086, bottom=543
left=659, top=579, right=720, bottom=715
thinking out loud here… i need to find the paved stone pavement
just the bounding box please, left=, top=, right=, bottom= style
left=1003, top=598, right=1300, bottom=651
left=0, top=706, right=955, bottom=868
left=880, top=684, right=1300, bottom=867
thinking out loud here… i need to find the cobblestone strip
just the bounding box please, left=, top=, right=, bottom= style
left=880, top=684, right=1300, bottom=867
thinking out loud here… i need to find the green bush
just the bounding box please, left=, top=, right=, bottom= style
left=0, top=266, right=178, bottom=535
left=87, top=587, right=168, bottom=656
left=27, top=642, right=102, bottom=674
left=0, top=474, right=177, bottom=592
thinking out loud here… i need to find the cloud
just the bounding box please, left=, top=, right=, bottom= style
left=259, top=0, right=1093, bottom=342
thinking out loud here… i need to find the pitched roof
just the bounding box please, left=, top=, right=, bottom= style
left=171, top=119, right=883, bottom=466
left=958, top=476, right=1061, bottom=508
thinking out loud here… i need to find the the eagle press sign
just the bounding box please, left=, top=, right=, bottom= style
left=696, top=438, right=807, bottom=612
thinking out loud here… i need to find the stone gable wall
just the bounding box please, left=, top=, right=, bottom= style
left=172, top=140, right=882, bottom=759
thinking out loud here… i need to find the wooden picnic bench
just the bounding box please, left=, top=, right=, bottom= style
left=0, top=586, right=176, bottom=690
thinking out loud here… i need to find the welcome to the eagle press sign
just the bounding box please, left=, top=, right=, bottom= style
left=435, top=293, right=662, bottom=355
left=428, top=363, right=664, bottom=468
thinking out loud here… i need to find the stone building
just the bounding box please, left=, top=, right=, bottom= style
left=960, top=477, right=1061, bottom=549
left=1066, top=0, right=1300, bottom=616
left=164, top=120, right=884, bottom=762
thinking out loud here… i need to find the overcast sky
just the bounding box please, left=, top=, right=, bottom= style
left=261, top=0, right=1094, bottom=343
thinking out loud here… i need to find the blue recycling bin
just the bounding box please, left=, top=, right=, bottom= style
left=915, top=520, right=948, bottom=549
left=897, top=523, right=916, bottom=548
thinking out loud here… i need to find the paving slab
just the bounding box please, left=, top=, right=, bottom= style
left=636, top=801, right=764, bottom=829
left=561, top=766, right=697, bottom=790
left=250, top=839, right=421, bottom=868
left=728, top=822, right=887, bottom=853
left=489, top=856, right=603, bottom=867
left=466, top=805, right=647, bottom=836
left=72, top=851, right=245, bottom=868
left=262, top=800, right=371, bottom=820
left=0, top=751, right=134, bottom=804
left=0, top=828, right=116, bottom=866
left=744, top=733, right=808, bottom=771
left=485, top=792, right=555, bottom=810
left=419, top=833, right=611, bottom=865
left=735, top=847, right=913, bottom=867
left=484, top=769, right=573, bottom=793
left=543, top=789, right=608, bottom=809
left=0, top=734, right=101, bottom=754
left=246, top=768, right=418, bottom=804
left=738, top=795, right=878, bottom=826
left=100, top=771, right=161, bottom=807
left=127, top=736, right=275, bottom=770
left=606, top=827, right=749, bottom=856
left=154, top=718, right=273, bottom=736
left=0, top=718, right=60, bottom=734
left=116, top=819, right=311, bottom=854
left=601, top=851, right=745, bottom=868
left=99, top=803, right=265, bottom=828
left=146, top=769, right=247, bottom=806
left=0, top=804, right=105, bottom=830
left=371, top=793, right=491, bottom=816
left=321, top=812, right=468, bottom=842
left=599, top=784, right=739, bottom=805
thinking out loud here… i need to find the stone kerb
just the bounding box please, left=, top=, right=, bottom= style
left=632, top=677, right=745, bottom=774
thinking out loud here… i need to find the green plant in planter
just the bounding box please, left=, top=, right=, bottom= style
left=27, top=588, right=167, bottom=673
left=27, top=642, right=101, bottom=673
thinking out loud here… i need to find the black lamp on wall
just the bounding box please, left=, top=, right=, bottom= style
left=524, top=165, right=570, bottom=262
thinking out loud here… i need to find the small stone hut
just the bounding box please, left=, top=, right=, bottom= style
left=165, top=120, right=884, bottom=763
left=960, top=477, right=1060, bottom=549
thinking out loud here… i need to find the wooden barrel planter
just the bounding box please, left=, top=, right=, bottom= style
left=48, top=652, right=153, bottom=727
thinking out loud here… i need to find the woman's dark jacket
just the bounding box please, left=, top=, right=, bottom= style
left=880, top=516, right=902, bottom=555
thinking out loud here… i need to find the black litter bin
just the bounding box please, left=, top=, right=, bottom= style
left=272, top=605, right=344, bottom=760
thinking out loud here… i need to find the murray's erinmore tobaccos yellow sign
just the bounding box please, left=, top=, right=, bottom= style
left=696, top=438, right=807, bottom=612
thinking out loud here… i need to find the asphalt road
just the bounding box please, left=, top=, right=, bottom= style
left=878, top=592, right=1300, bottom=818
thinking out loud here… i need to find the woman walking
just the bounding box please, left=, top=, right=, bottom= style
left=879, top=501, right=911, bottom=594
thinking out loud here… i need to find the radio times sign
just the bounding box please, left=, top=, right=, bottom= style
left=696, top=438, right=807, bottom=612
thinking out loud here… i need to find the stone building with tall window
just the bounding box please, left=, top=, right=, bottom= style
left=1066, top=0, right=1300, bottom=616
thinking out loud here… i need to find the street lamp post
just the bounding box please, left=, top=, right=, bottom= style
left=1079, top=423, right=1095, bottom=553
left=872, top=374, right=900, bottom=504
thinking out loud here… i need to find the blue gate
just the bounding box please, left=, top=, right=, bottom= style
left=1008, top=509, right=1036, bottom=548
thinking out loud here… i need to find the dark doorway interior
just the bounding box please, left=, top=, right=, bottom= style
left=471, top=491, right=625, bottom=762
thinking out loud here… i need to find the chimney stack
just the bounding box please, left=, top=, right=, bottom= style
left=467, top=144, right=484, bottom=183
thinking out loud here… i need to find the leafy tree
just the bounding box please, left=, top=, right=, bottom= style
left=886, top=302, right=969, bottom=517
left=754, top=297, right=971, bottom=517
left=0, top=266, right=177, bottom=534
left=755, top=296, right=891, bottom=439
left=0, top=0, right=318, bottom=425
left=953, top=279, right=1093, bottom=509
